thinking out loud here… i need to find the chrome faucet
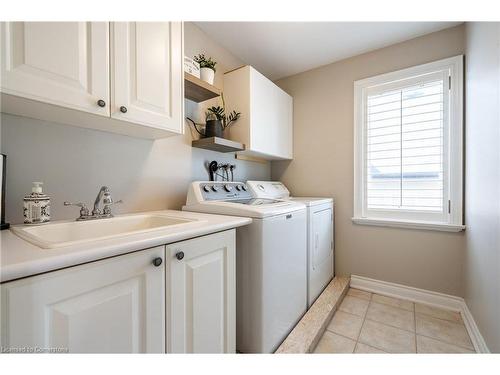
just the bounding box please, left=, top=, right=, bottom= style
left=64, top=186, right=123, bottom=221
left=93, top=186, right=110, bottom=215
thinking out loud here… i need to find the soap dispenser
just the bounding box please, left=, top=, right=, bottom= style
left=23, top=182, right=51, bottom=225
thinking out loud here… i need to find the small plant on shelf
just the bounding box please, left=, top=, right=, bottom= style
left=194, top=54, right=217, bottom=84
left=194, top=54, right=217, bottom=72
left=205, top=99, right=241, bottom=131
left=186, top=94, right=241, bottom=139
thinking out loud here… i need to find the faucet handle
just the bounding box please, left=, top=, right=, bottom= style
left=64, top=202, right=90, bottom=217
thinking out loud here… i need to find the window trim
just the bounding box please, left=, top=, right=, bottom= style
left=353, top=55, right=464, bottom=231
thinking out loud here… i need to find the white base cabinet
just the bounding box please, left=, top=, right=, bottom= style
left=167, top=230, right=235, bottom=353
left=0, top=246, right=165, bottom=353
left=0, top=230, right=236, bottom=353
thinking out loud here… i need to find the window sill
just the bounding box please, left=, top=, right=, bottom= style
left=351, top=217, right=465, bottom=232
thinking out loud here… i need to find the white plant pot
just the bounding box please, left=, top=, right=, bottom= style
left=200, top=67, right=215, bottom=85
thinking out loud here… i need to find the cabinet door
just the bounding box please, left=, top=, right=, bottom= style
left=0, top=247, right=165, bottom=353
left=111, top=22, right=183, bottom=133
left=0, top=22, right=109, bottom=116
left=312, top=208, right=333, bottom=271
left=167, top=230, right=236, bottom=353
left=308, top=207, right=334, bottom=305
left=250, top=67, right=293, bottom=159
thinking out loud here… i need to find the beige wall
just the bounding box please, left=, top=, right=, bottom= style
left=272, top=25, right=466, bottom=296
left=0, top=23, right=269, bottom=224
left=463, top=22, right=500, bottom=352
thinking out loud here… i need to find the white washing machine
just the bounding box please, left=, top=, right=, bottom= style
left=247, top=181, right=334, bottom=307
left=183, top=181, right=307, bottom=353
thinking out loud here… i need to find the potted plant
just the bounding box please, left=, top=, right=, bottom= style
left=187, top=94, right=241, bottom=138
left=194, top=54, right=217, bottom=85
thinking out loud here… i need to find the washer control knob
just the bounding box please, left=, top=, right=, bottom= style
left=211, top=185, right=219, bottom=192
left=236, top=185, right=242, bottom=191
left=241, top=185, right=247, bottom=191
left=224, top=184, right=233, bottom=192
left=203, top=185, right=210, bottom=193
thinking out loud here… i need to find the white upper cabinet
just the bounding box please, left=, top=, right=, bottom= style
left=0, top=22, right=184, bottom=139
left=224, top=66, right=293, bottom=160
left=111, top=22, right=183, bottom=133
left=0, top=22, right=110, bottom=117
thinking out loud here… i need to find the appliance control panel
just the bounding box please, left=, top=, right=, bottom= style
left=246, top=181, right=290, bottom=199
left=199, top=182, right=252, bottom=201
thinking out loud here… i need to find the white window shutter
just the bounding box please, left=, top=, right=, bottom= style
left=353, top=56, right=464, bottom=230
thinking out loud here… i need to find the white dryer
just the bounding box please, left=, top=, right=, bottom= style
left=247, top=181, right=334, bottom=307
left=183, top=181, right=307, bottom=353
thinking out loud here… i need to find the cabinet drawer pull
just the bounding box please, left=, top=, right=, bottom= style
left=175, top=251, right=184, bottom=261
left=120, top=106, right=128, bottom=113
left=97, top=99, right=106, bottom=107
left=152, top=257, right=163, bottom=267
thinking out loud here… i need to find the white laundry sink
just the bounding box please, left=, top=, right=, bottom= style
left=11, top=213, right=198, bottom=249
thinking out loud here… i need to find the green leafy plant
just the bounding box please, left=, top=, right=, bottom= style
left=205, top=94, right=241, bottom=130
left=194, top=54, right=217, bottom=72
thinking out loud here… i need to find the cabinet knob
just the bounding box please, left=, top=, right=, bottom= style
left=152, top=257, right=163, bottom=267
left=120, top=106, right=128, bottom=113
left=175, top=251, right=184, bottom=261
left=97, top=99, right=106, bottom=107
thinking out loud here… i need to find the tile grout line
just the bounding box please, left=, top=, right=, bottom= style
left=355, top=342, right=387, bottom=353
left=370, top=297, right=414, bottom=312
left=349, top=288, right=366, bottom=353
left=414, top=332, right=476, bottom=352
left=342, top=288, right=372, bottom=353
left=355, top=290, right=375, bottom=353
left=415, top=310, right=467, bottom=326
left=362, top=317, right=415, bottom=335
left=363, top=312, right=415, bottom=334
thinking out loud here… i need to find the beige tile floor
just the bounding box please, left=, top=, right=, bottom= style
left=313, top=288, right=476, bottom=354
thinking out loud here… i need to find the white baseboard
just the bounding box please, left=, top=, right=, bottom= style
left=350, top=275, right=490, bottom=353
left=461, top=303, right=490, bottom=354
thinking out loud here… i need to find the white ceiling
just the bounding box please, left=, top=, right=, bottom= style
left=195, top=22, right=462, bottom=80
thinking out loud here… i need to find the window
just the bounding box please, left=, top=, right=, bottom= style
left=353, top=56, right=464, bottom=232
